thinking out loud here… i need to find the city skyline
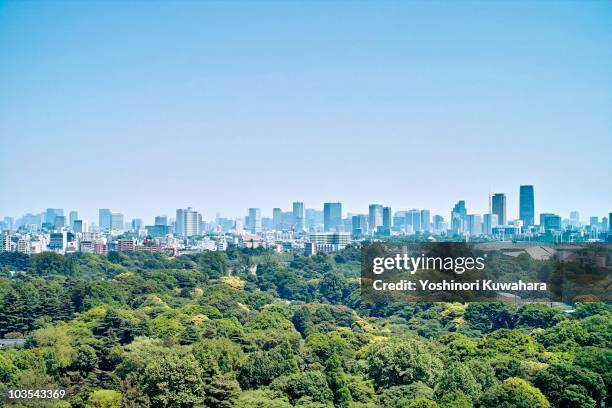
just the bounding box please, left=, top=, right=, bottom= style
left=1, top=2, right=611, bottom=221
left=3, top=184, right=609, bottom=228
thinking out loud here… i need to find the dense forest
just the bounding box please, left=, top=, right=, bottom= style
left=0, top=247, right=610, bottom=407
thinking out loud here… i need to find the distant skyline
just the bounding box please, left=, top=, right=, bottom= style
left=1, top=2, right=610, bottom=222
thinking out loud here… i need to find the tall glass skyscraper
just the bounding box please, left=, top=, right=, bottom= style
left=292, top=202, right=305, bottom=231
left=492, top=193, right=507, bottom=226
left=519, top=185, right=535, bottom=227
left=98, top=209, right=111, bottom=231
left=368, top=204, right=383, bottom=233
left=323, top=202, right=342, bottom=232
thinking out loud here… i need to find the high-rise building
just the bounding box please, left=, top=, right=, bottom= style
left=99, top=209, right=112, bottom=231
left=45, top=208, right=64, bottom=225
left=492, top=193, right=507, bottom=226
left=175, top=209, right=186, bottom=236
left=405, top=209, right=421, bottom=234
left=420, top=209, right=431, bottom=232
left=293, top=202, right=305, bottom=231
left=248, top=208, right=262, bottom=233
left=54, top=215, right=66, bottom=229
left=519, top=185, right=535, bottom=227
left=272, top=208, right=283, bottom=230
left=0, top=234, right=11, bottom=252
left=184, top=208, right=200, bottom=237
left=73, top=220, right=88, bottom=233
left=483, top=213, right=499, bottom=235
left=433, top=215, right=445, bottom=233
left=569, top=211, right=580, bottom=228
left=467, top=214, right=482, bottom=236
left=323, top=202, right=342, bottom=232
left=110, top=213, right=124, bottom=231
left=155, top=216, right=168, bottom=226
left=382, top=207, right=392, bottom=229
left=590, top=216, right=599, bottom=227
left=131, top=218, right=143, bottom=232
left=351, top=215, right=368, bottom=237
left=451, top=201, right=467, bottom=234
left=368, top=204, right=383, bottom=233
left=540, top=213, right=561, bottom=232
left=175, top=208, right=200, bottom=237
left=69, top=211, right=78, bottom=229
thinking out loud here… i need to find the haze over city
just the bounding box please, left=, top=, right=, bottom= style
left=1, top=1, right=610, bottom=222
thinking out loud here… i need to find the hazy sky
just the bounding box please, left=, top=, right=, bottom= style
left=1, top=1, right=610, bottom=223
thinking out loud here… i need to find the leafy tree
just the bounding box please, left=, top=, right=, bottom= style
left=238, top=342, right=298, bottom=388
left=179, top=324, right=200, bottom=345
left=31, top=252, right=73, bottom=276
left=478, top=377, right=550, bottom=408
left=433, top=361, right=480, bottom=402
left=272, top=371, right=333, bottom=405
left=325, top=355, right=352, bottom=408
left=192, top=337, right=244, bottom=376
left=203, top=374, right=241, bottom=408
left=437, top=391, right=472, bottom=408
left=72, top=344, right=99, bottom=374
left=319, top=272, right=345, bottom=303
left=517, top=303, right=566, bottom=329
left=141, top=350, right=206, bottom=407
left=234, top=390, right=292, bottom=408
left=378, top=383, right=434, bottom=408
left=366, top=338, right=443, bottom=388
left=87, top=389, right=122, bottom=408
left=464, top=302, right=517, bottom=333
left=533, top=364, right=605, bottom=407
left=406, top=397, right=438, bottom=408
left=292, top=306, right=314, bottom=337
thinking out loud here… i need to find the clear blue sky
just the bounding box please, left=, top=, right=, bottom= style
left=1, top=1, right=610, bottom=223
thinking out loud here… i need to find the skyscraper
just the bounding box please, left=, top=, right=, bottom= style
left=569, top=211, right=580, bottom=228
left=45, top=208, right=64, bottom=225
left=519, top=185, right=535, bottom=227
left=433, top=215, right=445, bottom=233
left=110, top=212, right=124, bottom=231
left=99, top=209, right=112, bottom=231
left=420, top=209, right=431, bottom=232
left=382, top=207, right=392, bottom=229
left=293, top=202, right=305, bottom=231
left=131, top=218, right=143, bottom=232
left=175, top=209, right=185, bottom=236
left=69, top=211, right=78, bottom=229
left=540, top=213, right=561, bottom=232
left=272, top=208, right=283, bottom=230
left=351, top=214, right=368, bottom=237
left=492, top=193, right=507, bottom=226
left=483, top=213, right=499, bottom=235
left=451, top=200, right=467, bottom=234
left=248, top=208, right=262, bottom=233
left=54, top=215, right=66, bottom=229
left=323, top=202, right=342, bottom=232
left=154, top=216, right=168, bottom=226
left=368, top=204, right=383, bottom=233
left=175, top=208, right=200, bottom=237
left=406, top=209, right=421, bottom=234
left=467, top=214, right=482, bottom=236
left=184, top=208, right=200, bottom=237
